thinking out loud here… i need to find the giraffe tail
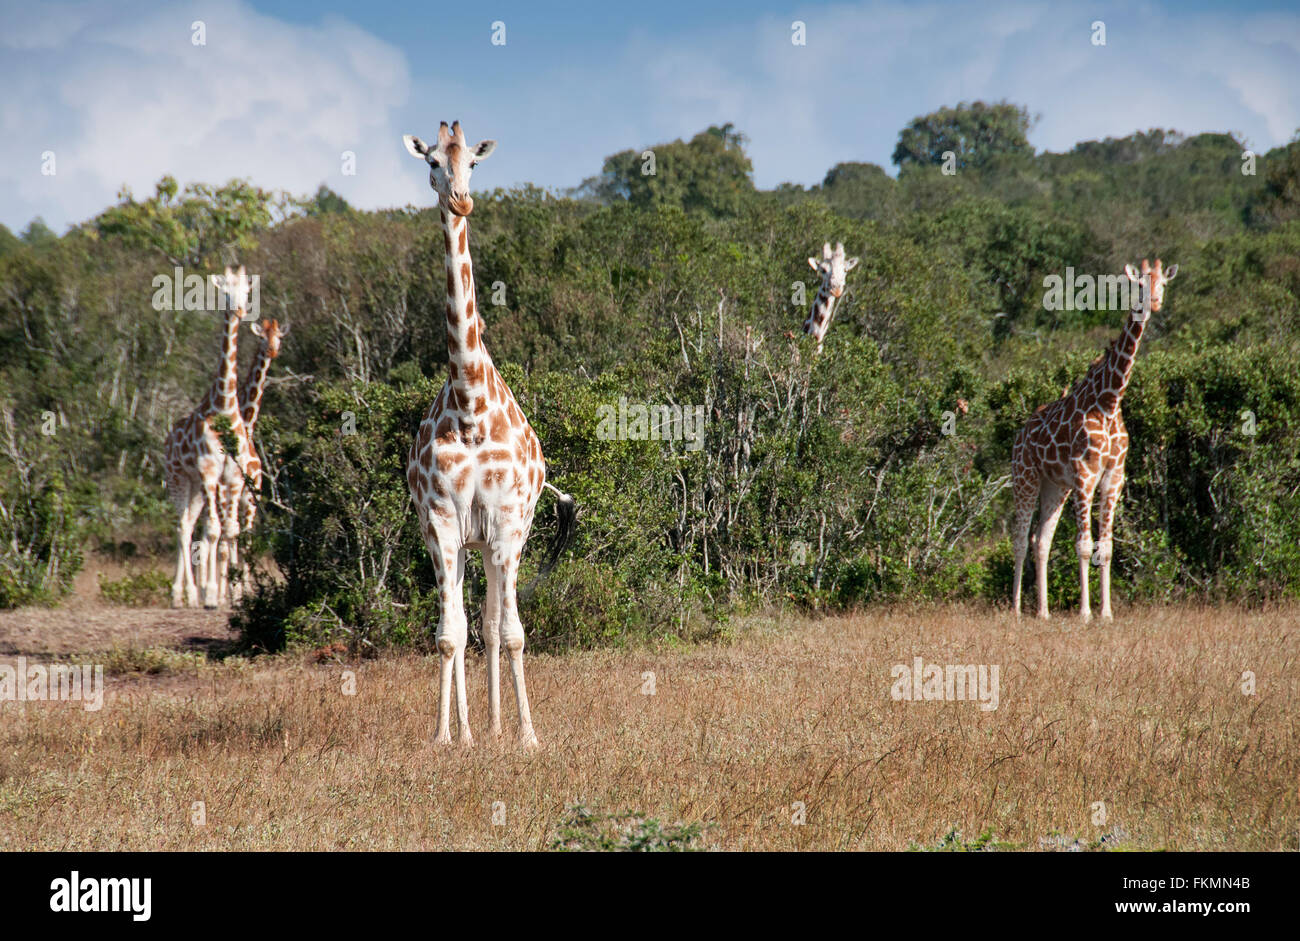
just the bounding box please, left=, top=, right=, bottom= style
left=519, top=483, right=577, bottom=602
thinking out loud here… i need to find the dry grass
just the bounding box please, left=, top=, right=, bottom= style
left=0, top=603, right=1296, bottom=850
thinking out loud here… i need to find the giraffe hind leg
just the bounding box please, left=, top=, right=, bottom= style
left=483, top=556, right=503, bottom=738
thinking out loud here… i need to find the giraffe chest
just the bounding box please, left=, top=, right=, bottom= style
left=1027, top=402, right=1125, bottom=482
left=408, top=404, right=545, bottom=513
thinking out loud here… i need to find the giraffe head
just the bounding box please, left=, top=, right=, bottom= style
left=807, top=242, right=859, bottom=298
left=210, top=265, right=252, bottom=315
left=249, top=318, right=289, bottom=357
left=403, top=121, right=497, bottom=217
left=1124, top=258, right=1178, bottom=315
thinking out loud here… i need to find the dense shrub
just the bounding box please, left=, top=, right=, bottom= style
left=4, top=111, right=1300, bottom=636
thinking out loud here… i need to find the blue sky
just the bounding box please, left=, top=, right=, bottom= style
left=3, top=0, right=1298, bottom=232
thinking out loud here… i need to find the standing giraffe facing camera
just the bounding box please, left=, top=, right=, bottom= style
left=163, top=266, right=257, bottom=609
left=403, top=120, right=576, bottom=747
left=802, top=241, right=859, bottom=351
left=1010, top=258, right=1178, bottom=622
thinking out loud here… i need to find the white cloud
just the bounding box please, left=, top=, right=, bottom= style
left=3, top=0, right=1298, bottom=232
left=1, top=0, right=412, bottom=232
left=566, top=0, right=1300, bottom=189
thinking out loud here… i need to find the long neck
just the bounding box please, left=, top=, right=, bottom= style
left=441, top=207, right=494, bottom=408
left=239, top=339, right=273, bottom=431
left=206, top=308, right=242, bottom=417
left=1079, top=307, right=1147, bottom=413
left=803, top=280, right=838, bottom=347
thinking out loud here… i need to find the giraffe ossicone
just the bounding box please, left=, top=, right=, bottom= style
left=1010, top=258, right=1178, bottom=623
left=403, top=120, right=576, bottom=748
left=802, top=241, right=859, bottom=351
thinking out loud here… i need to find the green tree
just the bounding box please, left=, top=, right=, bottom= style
left=1248, top=133, right=1300, bottom=227
left=578, top=125, right=756, bottom=216
left=95, top=175, right=277, bottom=267
left=20, top=217, right=58, bottom=246
left=306, top=184, right=353, bottom=216
left=892, top=101, right=1034, bottom=172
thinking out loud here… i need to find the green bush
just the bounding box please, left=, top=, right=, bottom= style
left=0, top=470, right=82, bottom=608
left=98, top=568, right=170, bottom=606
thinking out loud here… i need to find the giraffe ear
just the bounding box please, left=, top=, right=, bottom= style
left=845, top=257, right=860, bottom=271
left=808, top=257, right=821, bottom=272
left=473, top=140, right=497, bottom=160
left=249, top=321, right=266, bottom=338
left=403, top=135, right=430, bottom=159
left=278, top=322, right=290, bottom=338
left=1124, top=264, right=1141, bottom=282
left=1163, top=264, right=1178, bottom=281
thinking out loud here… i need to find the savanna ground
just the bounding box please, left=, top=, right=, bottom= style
left=1, top=558, right=1296, bottom=851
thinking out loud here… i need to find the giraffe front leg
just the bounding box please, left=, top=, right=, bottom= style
left=201, top=486, right=222, bottom=609
left=1034, top=482, right=1068, bottom=621
left=1011, top=493, right=1035, bottom=620
left=173, top=488, right=204, bottom=608
left=1074, top=485, right=1097, bottom=624
left=1095, top=468, right=1124, bottom=621
left=497, top=550, right=538, bottom=749
left=429, top=536, right=470, bottom=747
left=216, top=538, right=231, bottom=606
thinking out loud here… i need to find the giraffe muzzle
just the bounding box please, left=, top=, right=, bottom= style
left=447, top=194, right=474, bottom=216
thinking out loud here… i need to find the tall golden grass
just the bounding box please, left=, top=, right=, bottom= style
left=1, top=604, right=1295, bottom=850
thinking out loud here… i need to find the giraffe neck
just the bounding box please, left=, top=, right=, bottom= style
left=239, top=339, right=273, bottom=431
left=205, top=308, right=243, bottom=418
left=1079, top=306, right=1147, bottom=413
left=440, top=207, right=494, bottom=409
left=803, top=281, right=838, bottom=345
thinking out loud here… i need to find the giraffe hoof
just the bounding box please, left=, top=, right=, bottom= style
left=434, top=733, right=453, bottom=747
left=519, top=732, right=540, bottom=749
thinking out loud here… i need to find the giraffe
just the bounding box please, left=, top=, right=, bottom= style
left=1010, top=258, right=1178, bottom=622
left=403, top=120, right=576, bottom=747
left=201, top=318, right=289, bottom=605
left=163, top=266, right=258, bottom=609
left=802, top=241, right=859, bottom=351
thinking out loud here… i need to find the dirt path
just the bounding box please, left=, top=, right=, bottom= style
left=0, top=556, right=236, bottom=656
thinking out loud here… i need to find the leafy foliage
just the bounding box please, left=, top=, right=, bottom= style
left=3, top=105, right=1299, bottom=634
